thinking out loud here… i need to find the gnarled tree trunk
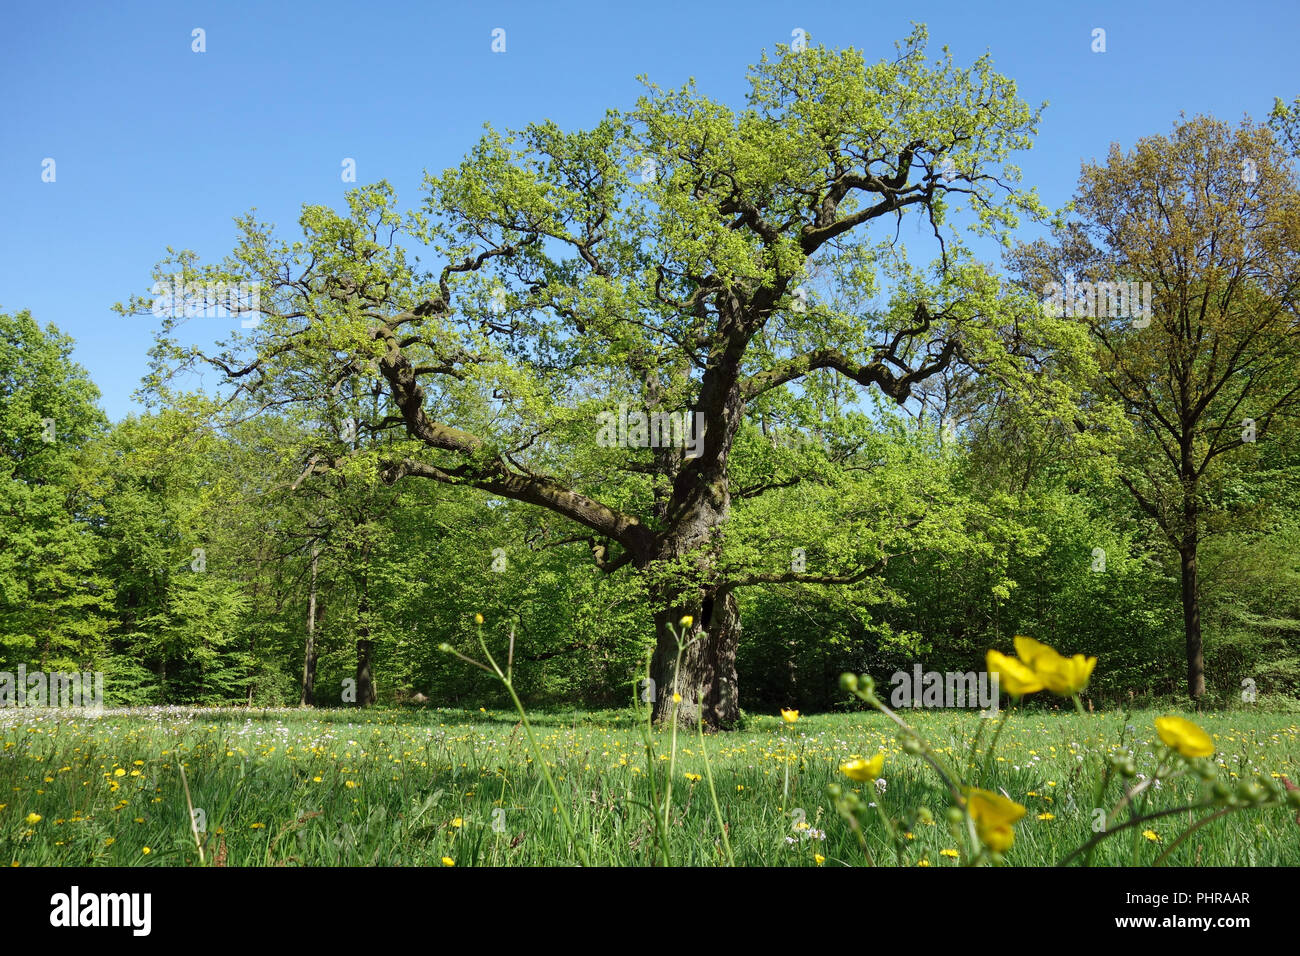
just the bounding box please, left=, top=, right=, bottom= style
left=650, top=589, right=741, bottom=731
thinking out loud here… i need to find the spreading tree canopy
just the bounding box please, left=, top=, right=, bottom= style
left=120, top=28, right=1096, bottom=727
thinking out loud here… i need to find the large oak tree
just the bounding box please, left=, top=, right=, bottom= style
left=122, top=29, right=1090, bottom=727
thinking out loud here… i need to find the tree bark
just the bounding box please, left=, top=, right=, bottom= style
left=650, top=589, right=741, bottom=731
left=246, top=578, right=259, bottom=706
left=1179, top=443, right=1206, bottom=703
left=354, top=585, right=376, bottom=706
left=1180, top=543, right=1206, bottom=702
left=300, top=545, right=319, bottom=707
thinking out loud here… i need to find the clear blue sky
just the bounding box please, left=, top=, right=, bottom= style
left=3, top=0, right=1295, bottom=421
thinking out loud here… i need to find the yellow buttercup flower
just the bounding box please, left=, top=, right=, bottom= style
left=441, top=856, right=455, bottom=866
left=780, top=708, right=799, bottom=724
left=1033, top=652, right=1097, bottom=695
left=679, top=615, right=693, bottom=629
left=814, top=853, right=825, bottom=866
left=1154, top=715, right=1215, bottom=758
left=1010, top=636, right=1095, bottom=696
left=1012, top=635, right=1055, bottom=669
left=987, top=650, right=1042, bottom=697
left=840, top=753, right=885, bottom=782
left=474, top=613, right=484, bottom=625
left=24, top=813, right=41, bottom=825
left=965, top=788, right=1026, bottom=854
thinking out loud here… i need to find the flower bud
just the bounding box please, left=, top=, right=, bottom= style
left=839, top=673, right=859, bottom=693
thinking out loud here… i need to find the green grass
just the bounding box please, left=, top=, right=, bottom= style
left=2, top=705, right=1297, bottom=866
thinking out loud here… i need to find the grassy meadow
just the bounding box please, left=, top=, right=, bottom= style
left=2, top=704, right=1297, bottom=867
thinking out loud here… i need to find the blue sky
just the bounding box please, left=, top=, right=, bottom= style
left=2, top=0, right=1295, bottom=421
